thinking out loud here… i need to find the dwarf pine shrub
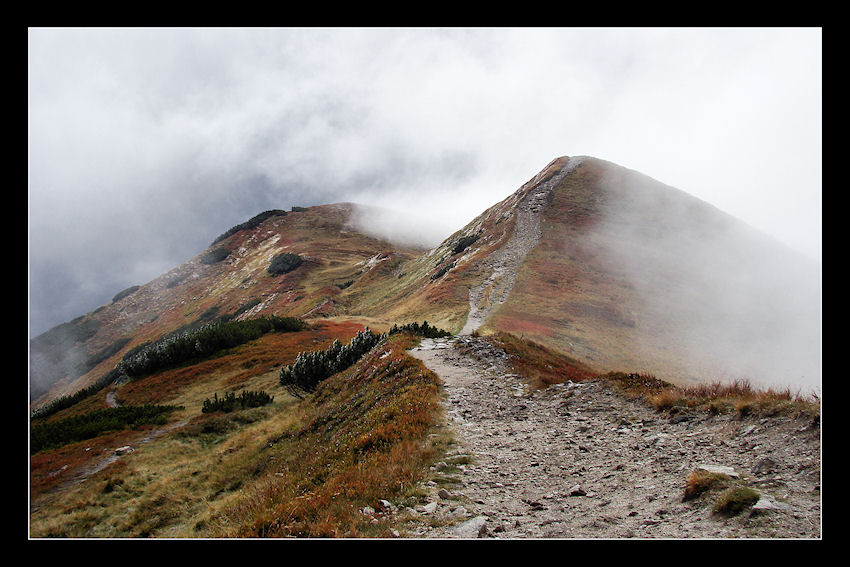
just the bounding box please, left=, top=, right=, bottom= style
left=279, top=328, right=386, bottom=391
left=118, top=316, right=307, bottom=379
left=451, top=233, right=480, bottom=254
left=211, top=210, right=288, bottom=246
left=268, top=252, right=303, bottom=275
left=202, top=390, right=274, bottom=414
left=31, top=405, right=181, bottom=454
left=388, top=321, right=452, bottom=338
left=112, top=285, right=141, bottom=303
left=200, top=247, right=231, bottom=265
left=430, top=261, right=455, bottom=280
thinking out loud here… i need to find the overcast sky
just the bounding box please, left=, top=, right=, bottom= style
left=28, top=27, right=822, bottom=338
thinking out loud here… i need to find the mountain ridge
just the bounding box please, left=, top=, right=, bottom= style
left=30, top=154, right=821, bottom=410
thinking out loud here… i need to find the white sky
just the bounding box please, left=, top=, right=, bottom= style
left=28, top=27, right=822, bottom=336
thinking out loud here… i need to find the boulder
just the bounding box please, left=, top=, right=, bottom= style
left=696, top=464, right=739, bottom=478
left=454, top=515, right=489, bottom=538
left=750, top=496, right=794, bottom=514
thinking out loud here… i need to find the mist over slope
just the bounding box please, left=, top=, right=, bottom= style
left=29, top=155, right=821, bottom=409
left=483, top=157, right=821, bottom=391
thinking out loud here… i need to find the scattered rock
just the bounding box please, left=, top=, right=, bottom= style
left=752, top=457, right=779, bottom=476
left=696, top=464, right=740, bottom=478
left=114, top=446, right=134, bottom=456
left=407, top=336, right=821, bottom=539
left=750, top=496, right=794, bottom=514
left=741, top=425, right=758, bottom=437
left=454, top=515, right=489, bottom=538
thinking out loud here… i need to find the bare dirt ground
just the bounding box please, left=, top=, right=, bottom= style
left=406, top=336, right=821, bottom=539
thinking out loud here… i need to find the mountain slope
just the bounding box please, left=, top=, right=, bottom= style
left=30, top=204, right=424, bottom=407
left=30, top=154, right=822, bottom=410
left=480, top=156, right=820, bottom=389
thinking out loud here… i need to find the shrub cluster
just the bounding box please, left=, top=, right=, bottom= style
left=291, top=206, right=309, bottom=212
left=268, top=252, right=303, bottom=275
left=112, top=285, right=141, bottom=303
left=232, top=298, right=262, bottom=318
left=200, top=247, right=231, bottom=265
left=451, top=233, right=480, bottom=254
left=30, top=404, right=180, bottom=454
left=31, top=316, right=306, bottom=422
left=279, top=328, right=385, bottom=392
left=118, top=316, right=307, bottom=379
left=211, top=209, right=289, bottom=245
left=430, top=261, right=455, bottom=281
left=388, top=321, right=452, bottom=338
left=201, top=390, right=274, bottom=414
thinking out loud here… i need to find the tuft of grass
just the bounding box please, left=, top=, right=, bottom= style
left=683, top=469, right=732, bottom=501
left=713, top=486, right=760, bottom=516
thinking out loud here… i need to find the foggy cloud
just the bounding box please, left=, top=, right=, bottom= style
left=28, top=28, right=821, bottom=339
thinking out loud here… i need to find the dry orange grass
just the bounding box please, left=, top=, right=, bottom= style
left=682, top=469, right=732, bottom=501
left=604, top=372, right=820, bottom=419
left=487, top=331, right=598, bottom=389
left=207, top=332, right=443, bottom=538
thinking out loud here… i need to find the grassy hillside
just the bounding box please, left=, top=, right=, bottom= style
left=30, top=204, right=424, bottom=410
left=30, top=321, right=448, bottom=537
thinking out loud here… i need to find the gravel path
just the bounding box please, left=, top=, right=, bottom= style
left=461, top=157, right=582, bottom=335
left=406, top=336, right=821, bottom=539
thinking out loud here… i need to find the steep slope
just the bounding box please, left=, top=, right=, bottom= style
left=30, top=154, right=822, bottom=410
left=30, top=204, right=424, bottom=408
left=477, top=157, right=821, bottom=390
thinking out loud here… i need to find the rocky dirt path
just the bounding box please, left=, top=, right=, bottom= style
left=405, top=336, right=821, bottom=539
left=461, top=157, right=583, bottom=335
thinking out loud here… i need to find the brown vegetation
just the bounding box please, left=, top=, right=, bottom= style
left=603, top=372, right=820, bottom=419
left=488, top=331, right=597, bottom=389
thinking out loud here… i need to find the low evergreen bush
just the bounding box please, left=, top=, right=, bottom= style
left=451, top=233, right=480, bottom=254
left=430, top=261, right=454, bottom=280
left=30, top=404, right=181, bottom=454
left=200, top=247, right=231, bottom=265
left=201, top=390, right=274, bottom=413
left=280, top=328, right=385, bottom=392
left=112, top=285, right=141, bottom=303
left=211, top=210, right=288, bottom=245
left=268, top=252, right=303, bottom=275
left=388, top=321, right=452, bottom=338
left=118, top=316, right=307, bottom=379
